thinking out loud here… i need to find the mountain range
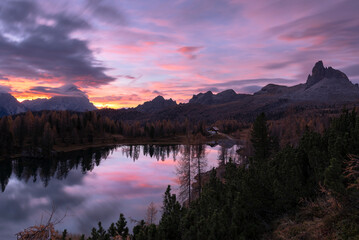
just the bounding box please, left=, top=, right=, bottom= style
left=1, top=61, right=359, bottom=119
left=98, top=61, right=359, bottom=122
left=0, top=95, right=97, bottom=117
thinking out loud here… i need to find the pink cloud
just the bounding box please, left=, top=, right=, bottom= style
left=177, top=46, right=203, bottom=59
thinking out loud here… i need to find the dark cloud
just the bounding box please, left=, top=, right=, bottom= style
left=0, top=1, right=37, bottom=29
left=0, top=1, right=115, bottom=87
left=152, top=90, right=163, bottom=95
left=86, top=0, right=126, bottom=25
left=29, top=84, right=87, bottom=97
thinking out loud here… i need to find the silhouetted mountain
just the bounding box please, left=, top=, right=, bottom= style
left=306, top=60, right=349, bottom=88
left=135, top=96, right=177, bottom=113
left=23, top=96, right=97, bottom=112
left=254, top=61, right=359, bottom=103
left=189, top=89, right=250, bottom=105
left=98, top=61, right=359, bottom=123
left=0, top=93, right=26, bottom=117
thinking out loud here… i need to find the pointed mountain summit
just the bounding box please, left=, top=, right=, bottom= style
left=135, top=96, right=177, bottom=113
left=306, top=60, right=349, bottom=88
left=254, top=60, right=359, bottom=103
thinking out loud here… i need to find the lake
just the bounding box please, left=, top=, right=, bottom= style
left=0, top=143, right=241, bottom=239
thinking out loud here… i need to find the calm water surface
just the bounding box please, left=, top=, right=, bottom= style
left=0, top=144, right=240, bottom=239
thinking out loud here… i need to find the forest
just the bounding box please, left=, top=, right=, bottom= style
left=80, top=109, right=359, bottom=240
left=16, top=109, right=359, bottom=239
left=0, top=110, right=248, bottom=158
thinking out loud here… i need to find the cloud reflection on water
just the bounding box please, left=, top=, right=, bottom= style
left=0, top=144, right=238, bottom=238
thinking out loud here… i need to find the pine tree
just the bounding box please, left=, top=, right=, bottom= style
left=107, top=223, right=117, bottom=237
left=325, top=157, right=345, bottom=194
left=158, top=185, right=181, bottom=240
left=115, top=213, right=129, bottom=238
left=251, top=113, right=270, bottom=162
left=61, top=229, right=67, bottom=240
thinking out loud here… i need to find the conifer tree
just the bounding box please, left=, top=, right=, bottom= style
left=158, top=185, right=181, bottom=240
left=325, top=157, right=346, bottom=194
left=251, top=112, right=270, bottom=162
left=115, top=213, right=129, bottom=238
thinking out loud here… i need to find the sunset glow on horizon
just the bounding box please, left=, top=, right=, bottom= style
left=0, top=0, right=358, bottom=109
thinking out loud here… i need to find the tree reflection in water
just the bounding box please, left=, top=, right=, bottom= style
left=0, top=143, right=240, bottom=199
left=0, top=146, right=116, bottom=192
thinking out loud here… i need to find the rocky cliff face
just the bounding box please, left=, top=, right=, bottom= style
left=253, top=61, right=359, bottom=103
left=306, top=60, right=349, bottom=88
left=135, top=96, right=177, bottom=113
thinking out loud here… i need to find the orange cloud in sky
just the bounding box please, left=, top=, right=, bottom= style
left=159, top=64, right=191, bottom=71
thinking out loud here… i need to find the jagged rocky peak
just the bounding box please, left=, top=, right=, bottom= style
left=189, top=89, right=249, bottom=105
left=217, top=89, right=236, bottom=97
left=152, top=95, right=165, bottom=101
left=151, top=95, right=176, bottom=104
left=151, top=95, right=176, bottom=103
left=135, top=95, right=177, bottom=113
left=306, top=61, right=349, bottom=88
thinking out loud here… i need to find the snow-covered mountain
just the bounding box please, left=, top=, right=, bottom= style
left=22, top=96, right=97, bottom=112
left=0, top=93, right=26, bottom=117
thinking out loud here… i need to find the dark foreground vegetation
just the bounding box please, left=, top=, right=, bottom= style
left=15, top=109, right=359, bottom=239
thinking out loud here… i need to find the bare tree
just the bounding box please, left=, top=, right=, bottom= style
left=192, top=144, right=207, bottom=197
left=145, top=202, right=158, bottom=225
left=16, top=205, right=67, bottom=240
left=176, top=144, right=207, bottom=204
left=177, top=144, right=192, bottom=204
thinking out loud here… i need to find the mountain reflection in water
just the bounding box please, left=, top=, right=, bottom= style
left=0, top=144, right=240, bottom=239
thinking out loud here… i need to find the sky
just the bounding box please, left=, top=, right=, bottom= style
left=0, top=0, right=358, bottom=108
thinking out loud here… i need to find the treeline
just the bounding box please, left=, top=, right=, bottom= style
left=0, top=111, right=118, bottom=156
left=0, top=110, right=246, bottom=157
left=83, top=109, right=359, bottom=239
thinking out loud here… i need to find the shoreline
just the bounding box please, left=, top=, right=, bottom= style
left=0, top=133, right=239, bottom=160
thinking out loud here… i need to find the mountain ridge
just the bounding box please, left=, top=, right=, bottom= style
left=23, top=96, right=97, bottom=112
left=1, top=61, right=358, bottom=119
left=135, top=95, right=177, bottom=113
left=0, top=93, right=27, bottom=117
left=97, top=61, right=359, bottom=122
